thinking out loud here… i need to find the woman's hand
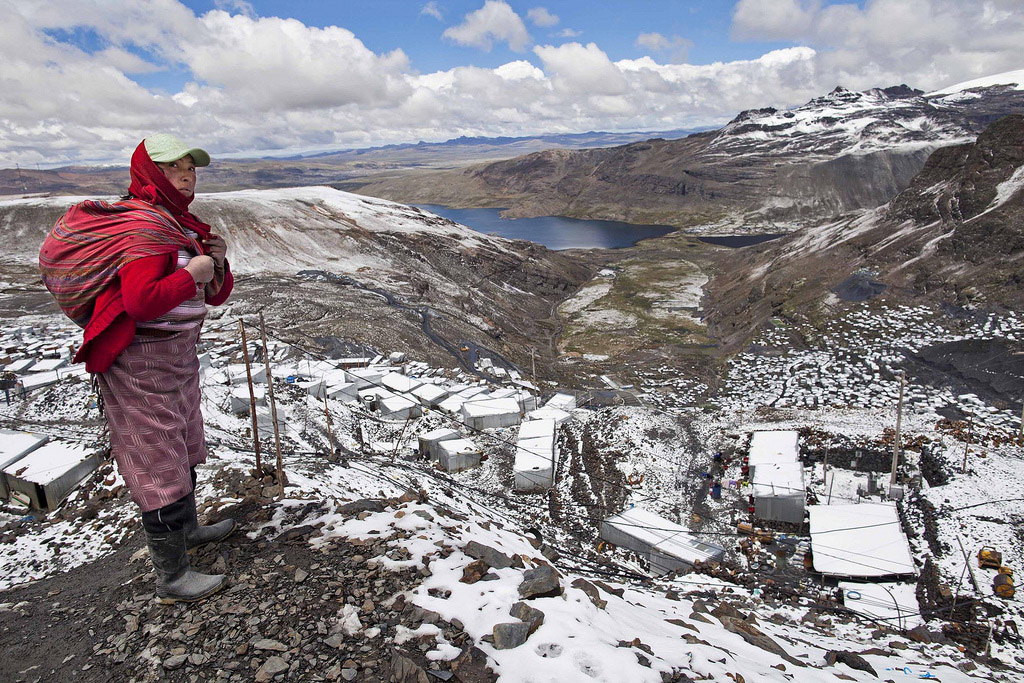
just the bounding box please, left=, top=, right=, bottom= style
left=184, top=254, right=215, bottom=284
left=204, top=234, right=227, bottom=268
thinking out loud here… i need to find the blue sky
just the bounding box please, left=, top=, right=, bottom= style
left=3, top=0, right=1022, bottom=165
left=131, top=1, right=797, bottom=94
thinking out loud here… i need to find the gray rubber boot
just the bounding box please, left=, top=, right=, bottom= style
left=184, top=492, right=236, bottom=551
left=146, top=528, right=227, bottom=604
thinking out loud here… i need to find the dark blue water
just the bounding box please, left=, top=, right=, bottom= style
left=416, top=204, right=676, bottom=250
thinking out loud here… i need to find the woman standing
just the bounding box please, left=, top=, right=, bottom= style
left=40, top=134, right=237, bottom=603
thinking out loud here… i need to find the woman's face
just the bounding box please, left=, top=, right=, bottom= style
left=155, top=154, right=197, bottom=198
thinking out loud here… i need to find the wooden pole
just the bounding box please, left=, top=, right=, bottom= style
left=962, top=415, right=973, bottom=474
left=890, top=371, right=905, bottom=486
left=1019, top=398, right=1023, bottom=441
left=259, top=312, right=285, bottom=498
left=238, top=319, right=262, bottom=474
left=323, top=390, right=336, bottom=456
left=531, top=346, right=536, bottom=386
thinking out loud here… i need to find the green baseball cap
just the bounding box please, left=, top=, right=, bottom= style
left=144, top=133, right=211, bottom=167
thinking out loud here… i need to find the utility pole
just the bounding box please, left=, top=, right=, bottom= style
left=890, top=371, right=905, bottom=486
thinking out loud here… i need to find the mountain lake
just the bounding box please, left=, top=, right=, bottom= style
left=415, top=204, right=676, bottom=250
left=417, top=205, right=786, bottom=250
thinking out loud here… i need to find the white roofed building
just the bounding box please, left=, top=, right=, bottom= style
left=460, top=397, right=521, bottom=430
left=601, top=506, right=726, bottom=576
left=514, top=418, right=557, bottom=492
left=808, top=503, right=916, bottom=578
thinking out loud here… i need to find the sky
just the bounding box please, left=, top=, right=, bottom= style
left=3, top=0, right=1023, bottom=167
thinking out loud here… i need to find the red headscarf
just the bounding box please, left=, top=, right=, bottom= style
left=127, top=141, right=213, bottom=240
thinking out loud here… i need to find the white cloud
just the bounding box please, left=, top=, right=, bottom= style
left=635, top=32, right=693, bottom=63
left=442, top=0, right=531, bottom=52
left=732, top=0, right=818, bottom=41
left=2, top=0, right=1024, bottom=166
left=420, top=2, right=443, bottom=21
left=732, top=0, right=1024, bottom=89
left=556, top=28, right=582, bottom=38
left=534, top=42, right=628, bottom=96
left=527, top=7, right=559, bottom=28
left=636, top=32, right=671, bottom=52
left=188, top=12, right=411, bottom=111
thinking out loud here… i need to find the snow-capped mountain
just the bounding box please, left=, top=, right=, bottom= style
left=709, top=85, right=972, bottom=158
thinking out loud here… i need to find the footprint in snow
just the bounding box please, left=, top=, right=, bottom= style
left=535, top=642, right=562, bottom=658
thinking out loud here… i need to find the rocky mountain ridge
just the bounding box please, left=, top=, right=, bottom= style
left=704, top=114, right=1024, bottom=351
left=354, top=70, right=1024, bottom=233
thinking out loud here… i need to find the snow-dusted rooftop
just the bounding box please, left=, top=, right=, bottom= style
left=808, top=503, right=916, bottom=578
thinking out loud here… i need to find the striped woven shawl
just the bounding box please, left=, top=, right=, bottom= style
left=39, top=199, right=203, bottom=327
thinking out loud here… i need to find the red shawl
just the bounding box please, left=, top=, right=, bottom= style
left=39, top=141, right=212, bottom=328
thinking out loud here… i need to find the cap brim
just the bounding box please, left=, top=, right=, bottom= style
left=148, top=146, right=211, bottom=166
left=185, top=148, right=211, bottom=167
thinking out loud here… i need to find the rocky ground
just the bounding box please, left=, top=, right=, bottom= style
left=0, top=472, right=498, bottom=683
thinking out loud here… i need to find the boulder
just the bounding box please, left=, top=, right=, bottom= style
left=720, top=617, right=805, bottom=668
left=492, top=622, right=531, bottom=650
left=463, top=541, right=520, bottom=569
left=825, top=651, right=877, bottom=677
left=518, top=565, right=562, bottom=599
left=571, top=578, right=607, bottom=610
left=390, top=651, right=430, bottom=683
left=509, top=602, right=545, bottom=635
left=461, top=560, right=490, bottom=584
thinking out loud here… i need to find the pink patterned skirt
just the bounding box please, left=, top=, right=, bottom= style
left=97, top=326, right=207, bottom=512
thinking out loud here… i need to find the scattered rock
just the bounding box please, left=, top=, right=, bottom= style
left=463, top=541, right=520, bottom=569
left=449, top=645, right=497, bottom=682
left=492, top=622, right=531, bottom=650
left=571, top=578, right=607, bottom=610
left=339, top=499, right=385, bottom=517
left=274, top=524, right=317, bottom=543
left=509, top=602, right=545, bottom=635
left=711, top=602, right=749, bottom=623
left=591, top=580, right=624, bottom=599
left=461, top=559, right=490, bottom=584
left=162, top=654, right=188, bottom=670
left=390, top=650, right=430, bottom=683
left=255, top=655, right=289, bottom=682
left=518, top=565, right=562, bottom=600
left=906, top=625, right=934, bottom=643
left=720, top=617, right=805, bottom=668
left=254, top=638, right=288, bottom=652
left=825, top=650, right=877, bottom=677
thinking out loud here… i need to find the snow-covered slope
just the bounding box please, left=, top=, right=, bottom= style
left=927, top=67, right=1024, bottom=97
left=0, top=185, right=594, bottom=372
